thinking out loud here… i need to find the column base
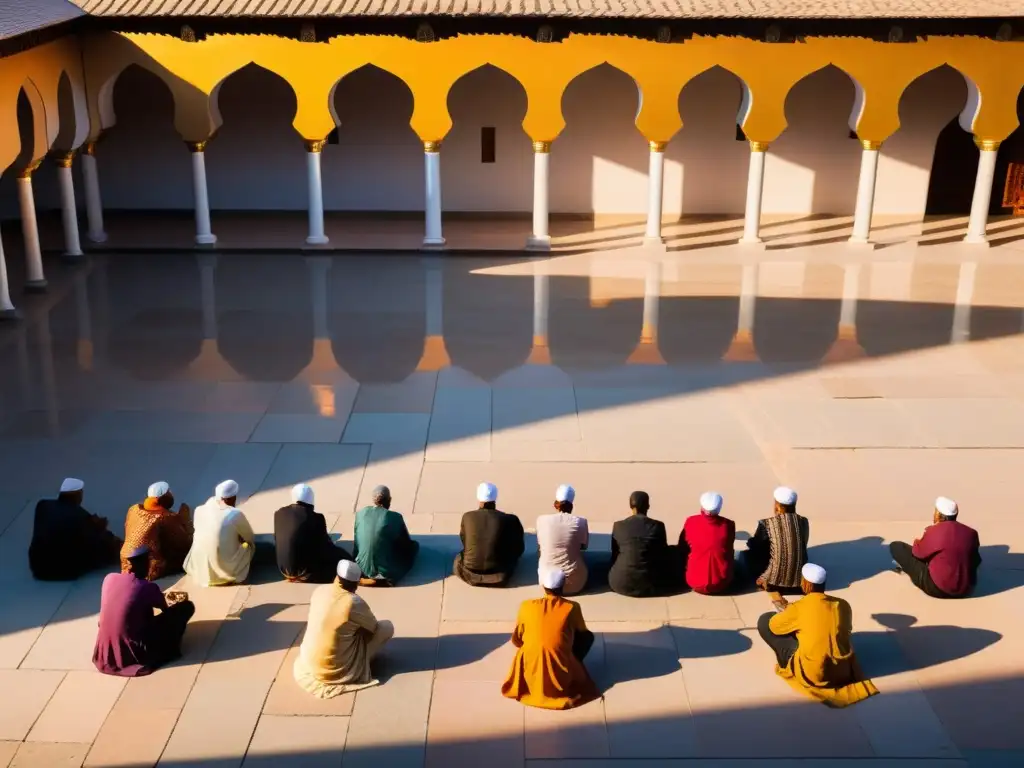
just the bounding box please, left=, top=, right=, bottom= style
left=62, top=251, right=86, bottom=264
left=526, top=235, right=551, bottom=251
left=738, top=237, right=767, bottom=250
left=0, top=307, right=22, bottom=321
left=87, top=232, right=108, bottom=244
left=195, top=234, right=218, bottom=246
left=963, top=235, right=991, bottom=248
left=24, top=279, right=48, bottom=293
left=846, top=238, right=876, bottom=250
left=642, top=236, right=668, bottom=253
left=305, top=235, right=330, bottom=246
left=422, top=237, right=447, bottom=250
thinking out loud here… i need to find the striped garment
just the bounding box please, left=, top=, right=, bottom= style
left=762, top=513, right=809, bottom=589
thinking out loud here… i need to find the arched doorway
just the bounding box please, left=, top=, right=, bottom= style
left=921, top=68, right=975, bottom=216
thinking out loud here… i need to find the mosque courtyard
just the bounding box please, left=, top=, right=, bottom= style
left=1, top=234, right=1024, bottom=767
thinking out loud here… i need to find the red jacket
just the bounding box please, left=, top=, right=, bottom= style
left=681, top=514, right=735, bottom=594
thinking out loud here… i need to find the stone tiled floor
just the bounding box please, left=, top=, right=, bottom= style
left=1, top=243, right=1024, bottom=766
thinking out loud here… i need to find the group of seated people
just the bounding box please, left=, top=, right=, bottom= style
left=27, top=475, right=982, bottom=711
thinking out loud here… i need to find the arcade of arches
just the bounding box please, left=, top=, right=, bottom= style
left=3, top=31, right=1024, bottom=318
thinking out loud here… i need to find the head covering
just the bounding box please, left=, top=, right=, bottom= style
left=555, top=484, right=575, bottom=503
left=292, top=483, right=314, bottom=505
left=773, top=486, right=798, bottom=505
left=801, top=563, right=827, bottom=585
left=700, top=491, right=723, bottom=515
left=60, top=478, right=84, bottom=493
left=147, top=481, right=170, bottom=499
left=371, top=485, right=391, bottom=505
left=541, top=568, right=566, bottom=590
left=935, top=496, right=958, bottom=517
left=477, top=482, right=498, bottom=503
left=125, top=544, right=149, bottom=559
left=215, top=479, right=239, bottom=500
left=337, top=559, right=362, bottom=582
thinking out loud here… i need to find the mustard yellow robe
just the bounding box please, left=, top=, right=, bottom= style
left=769, top=592, right=879, bottom=707
left=501, top=595, right=599, bottom=710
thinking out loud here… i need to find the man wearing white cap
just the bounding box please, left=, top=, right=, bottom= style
left=890, top=497, right=981, bottom=599
left=454, top=482, right=525, bottom=587
left=120, top=482, right=194, bottom=581
left=741, top=486, right=809, bottom=592
left=274, top=483, right=353, bottom=583
left=609, top=491, right=676, bottom=597
left=757, top=562, right=878, bottom=707
left=184, top=480, right=258, bottom=586
left=680, top=491, right=737, bottom=594
left=502, top=567, right=599, bottom=709
left=29, top=478, right=123, bottom=581
left=293, top=558, right=394, bottom=699
left=535, top=484, right=590, bottom=595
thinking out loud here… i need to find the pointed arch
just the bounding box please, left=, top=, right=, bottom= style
left=17, top=77, right=50, bottom=166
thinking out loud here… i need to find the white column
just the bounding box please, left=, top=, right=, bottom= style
left=17, top=164, right=46, bottom=291
left=187, top=141, right=217, bottom=245
left=54, top=151, right=84, bottom=259
left=965, top=139, right=1000, bottom=245
left=839, top=263, right=861, bottom=330
left=951, top=261, right=977, bottom=343
left=849, top=140, right=881, bottom=246
left=527, top=141, right=551, bottom=250
left=740, top=141, right=769, bottom=246
left=305, top=140, right=329, bottom=245
left=0, top=221, right=19, bottom=319
left=645, top=141, right=667, bottom=246
left=724, top=263, right=759, bottom=361
left=423, top=141, right=445, bottom=248
left=417, top=258, right=450, bottom=370
left=81, top=141, right=107, bottom=243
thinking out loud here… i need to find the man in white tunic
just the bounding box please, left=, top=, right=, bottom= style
left=293, top=559, right=395, bottom=699
left=536, top=484, right=590, bottom=595
left=184, top=480, right=256, bottom=586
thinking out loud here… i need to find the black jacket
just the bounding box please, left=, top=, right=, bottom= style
left=29, top=498, right=116, bottom=581
left=457, top=507, right=525, bottom=583
left=274, top=502, right=349, bottom=582
left=609, top=514, right=671, bottom=597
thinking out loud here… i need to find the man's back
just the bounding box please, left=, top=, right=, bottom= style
left=461, top=508, right=524, bottom=574
left=298, top=583, right=377, bottom=684
left=913, top=520, right=981, bottom=596
left=609, top=515, right=668, bottom=597
left=30, top=499, right=95, bottom=580
left=536, top=512, right=589, bottom=593
left=682, top=514, right=735, bottom=593
left=354, top=505, right=417, bottom=582
left=186, top=497, right=253, bottom=585
left=94, top=571, right=164, bottom=676
left=758, top=512, right=809, bottom=589
left=275, top=502, right=331, bottom=577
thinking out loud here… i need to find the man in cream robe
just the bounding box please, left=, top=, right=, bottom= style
left=184, top=480, right=256, bottom=586
left=294, top=559, right=394, bottom=699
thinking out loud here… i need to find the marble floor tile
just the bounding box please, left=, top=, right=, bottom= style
left=342, top=670, right=432, bottom=768
left=525, top=700, right=609, bottom=760
left=0, top=670, right=66, bottom=741
left=353, top=373, right=438, bottom=414
left=342, top=413, right=430, bottom=446
left=426, top=680, right=524, bottom=768
left=83, top=707, right=179, bottom=768
left=27, top=672, right=127, bottom=745
left=262, top=647, right=354, bottom=716
left=243, top=715, right=349, bottom=767
left=9, top=742, right=90, bottom=767
left=248, top=414, right=348, bottom=443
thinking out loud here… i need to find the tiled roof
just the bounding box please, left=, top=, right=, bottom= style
left=61, top=1, right=1024, bottom=20
left=0, top=0, right=84, bottom=41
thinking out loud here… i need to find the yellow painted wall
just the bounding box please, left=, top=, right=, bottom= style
left=3, top=29, right=1024, bottom=175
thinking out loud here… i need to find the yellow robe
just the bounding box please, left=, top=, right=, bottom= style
left=769, top=592, right=879, bottom=708
left=501, top=595, right=599, bottom=710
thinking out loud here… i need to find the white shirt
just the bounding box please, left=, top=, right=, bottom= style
left=535, top=512, right=589, bottom=595
left=184, top=496, right=256, bottom=586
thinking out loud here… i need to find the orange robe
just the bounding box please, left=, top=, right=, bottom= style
left=769, top=592, right=879, bottom=708
left=501, top=594, right=599, bottom=710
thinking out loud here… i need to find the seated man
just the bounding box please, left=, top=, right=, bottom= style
left=742, top=486, right=809, bottom=593
left=502, top=568, right=599, bottom=710
left=185, top=480, right=259, bottom=586
left=29, top=478, right=122, bottom=581
left=890, top=496, right=981, bottom=599
left=609, top=491, right=674, bottom=597
left=93, top=545, right=196, bottom=677
left=354, top=485, right=419, bottom=586
left=536, top=484, right=589, bottom=596
left=680, top=491, right=736, bottom=595
left=757, top=563, right=878, bottom=707
left=121, top=482, right=193, bottom=582
left=454, top=482, right=525, bottom=587
left=293, top=559, right=394, bottom=699
left=275, top=483, right=353, bottom=583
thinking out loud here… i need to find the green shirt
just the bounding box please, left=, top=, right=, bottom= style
left=353, top=505, right=419, bottom=583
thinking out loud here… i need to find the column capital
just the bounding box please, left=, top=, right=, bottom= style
left=975, top=137, right=1001, bottom=152
left=423, top=140, right=442, bottom=153
left=860, top=139, right=883, bottom=151
left=185, top=140, right=208, bottom=153
left=51, top=150, right=76, bottom=168
left=304, top=139, right=327, bottom=153
left=18, top=159, right=42, bottom=179
left=532, top=141, right=551, bottom=154
left=649, top=140, right=668, bottom=152
left=749, top=140, right=770, bottom=153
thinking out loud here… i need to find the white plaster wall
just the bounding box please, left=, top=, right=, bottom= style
left=0, top=58, right=978, bottom=220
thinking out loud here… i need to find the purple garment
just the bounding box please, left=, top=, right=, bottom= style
left=92, top=571, right=166, bottom=677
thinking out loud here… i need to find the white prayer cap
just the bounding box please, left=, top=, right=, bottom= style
left=801, top=563, right=827, bottom=585
left=147, top=482, right=170, bottom=499
left=700, top=491, right=723, bottom=515
left=541, top=568, right=566, bottom=590
left=292, top=484, right=314, bottom=505
left=60, top=478, right=84, bottom=493
left=477, top=482, right=498, bottom=503
left=935, top=496, right=958, bottom=517
left=215, top=479, right=239, bottom=499
left=773, top=486, right=798, bottom=505
left=555, top=484, right=575, bottom=503
left=337, top=559, right=362, bottom=582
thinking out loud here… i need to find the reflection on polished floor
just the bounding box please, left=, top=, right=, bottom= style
left=1, top=249, right=1024, bottom=766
